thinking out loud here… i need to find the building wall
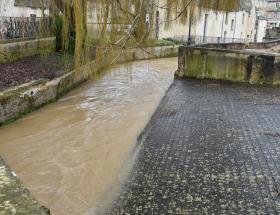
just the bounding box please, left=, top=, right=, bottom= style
left=157, top=20, right=189, bottom=40
left=158, top=9, right=255, bottom=41
left=158, top=0, right=266, bottom=42
left=266, top=0, right=280, bottom=28
left=256, top=19, right=268, bottom=41
left=0, top=0, right=49, bottom=18
left=87, top=0, right=135, bottom=40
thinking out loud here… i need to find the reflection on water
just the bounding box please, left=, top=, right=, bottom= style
left=0, top=58, right=178, bottom=215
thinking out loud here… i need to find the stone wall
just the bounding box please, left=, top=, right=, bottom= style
left=0, top=37, right=55, bottom=64
left=249, top=39, right=280, bottom=49
left=195, top=43, right=247, bottom=50
left=177, top=46, right=280, bottom=85
left=0, top=45, right=178, bottom=125
left=193, top=39, right=280, bottom=50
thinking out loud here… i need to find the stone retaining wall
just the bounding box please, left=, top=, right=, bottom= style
left=194, top=39, right=280, bottom=50
left=249, top=39, right=280, bottom=49
left=195, top=42, right=247, bottom=50
left=0, top=45, right=178, bottom=125
left=0, top=37, right=56, bottom=64
left=177, top=46, right=280, bottom=85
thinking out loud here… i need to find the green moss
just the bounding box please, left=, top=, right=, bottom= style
left=1, top=97, right=57, bottom=127
left=154, top=39, right=176, bottom=46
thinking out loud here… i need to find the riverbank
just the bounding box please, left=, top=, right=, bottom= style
left=0, top=58, right=178, bottom=214
left=0, top=156, right=49, bottom=214
left=0, top=45, right=178, bottom=125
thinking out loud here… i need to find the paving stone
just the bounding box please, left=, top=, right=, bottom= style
left=111, top=79, right=280, bottom=214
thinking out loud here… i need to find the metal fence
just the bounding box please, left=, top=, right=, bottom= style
left=0, top=16, right=51, bottom=41
left=173, top=35, right=252, bottom=45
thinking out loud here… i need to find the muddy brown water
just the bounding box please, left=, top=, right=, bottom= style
left=0, top=58, right=178, bottom=215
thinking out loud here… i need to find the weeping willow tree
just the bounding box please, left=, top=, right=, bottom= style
left=53, top=0, right=241, bottom=48
left=14, top=0, right=241, bottom=77
left=50, top=0, right=241, bottom=78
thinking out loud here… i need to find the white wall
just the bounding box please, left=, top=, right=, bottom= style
left=157, top=0, right=267, bottom=43
left=158, top=20, right=189, bottom=39
left=256, top=19, right=268, bottom=41
left=0, top=0, right=48, bottom=17
left=158, top=8, right=255, bottom=42
left=265, top=0, right=280, bottom=27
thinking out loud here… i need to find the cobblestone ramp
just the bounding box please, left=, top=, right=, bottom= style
left=111, top=79, right=280, bottom=214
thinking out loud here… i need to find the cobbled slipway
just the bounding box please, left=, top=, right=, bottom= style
left=111, top=79, right=280, bottom=214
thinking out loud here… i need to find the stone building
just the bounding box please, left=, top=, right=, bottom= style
left=157, top=0, right=268, bottom=43
left=266, top=0, right=280, bottom=28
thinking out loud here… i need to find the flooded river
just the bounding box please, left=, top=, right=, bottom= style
left=0, top=58, right=177, bottom=215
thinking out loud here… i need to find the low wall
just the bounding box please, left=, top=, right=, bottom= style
left=193, top=39, right=280, bottom=50
left=196, top=42, right=247, bottom=50
left=249, top=39, right=280, bottom=49
left=0, top=45, right=178, bottom=125
left=0, top=37, right=55, bottom=64
left=177, top=46, right=280, bottom=85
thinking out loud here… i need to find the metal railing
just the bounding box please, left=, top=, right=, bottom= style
left=0, top=16, right=51, bottom=41
left=173, top=35, right=252, bottom=44
left=263, top=37, right=280, bottom=42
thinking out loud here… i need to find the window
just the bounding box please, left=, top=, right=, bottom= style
left=276, top=3, right=280, bottom=8
left=223, top=31, right=227, bottom=42
left=156, top=11, right=160, bottom=17
left=225, top=12, right=229, bottom=24
left=231, top=19, right=234, bottom=31
left=242, top=13, right=245, bottom=24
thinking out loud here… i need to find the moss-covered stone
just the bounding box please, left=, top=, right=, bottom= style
left=0, top=157, right=49, bottom=215
left=178, top=46, right=280, bottom=86
left=0, top=38, right=55, bottom=64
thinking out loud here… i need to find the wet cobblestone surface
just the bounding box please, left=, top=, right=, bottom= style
left=111, top=79, right=280, bottom=214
